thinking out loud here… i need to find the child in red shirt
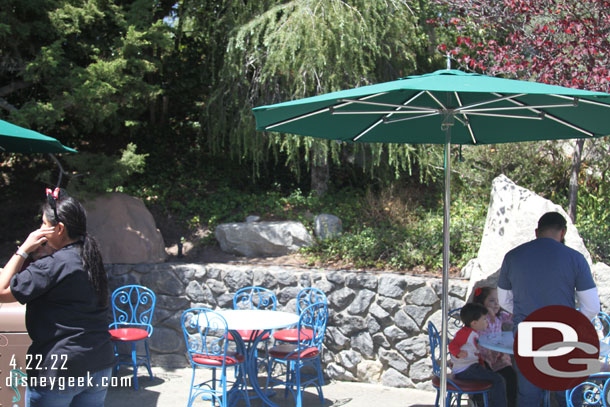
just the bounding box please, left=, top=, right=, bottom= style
left=473, top=286, right=517, bottom=407
left=449, top=302, right=507, bottom=407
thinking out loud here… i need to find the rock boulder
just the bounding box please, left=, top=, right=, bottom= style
left=215, top=221, right=314, bottom=257
left=466, top=174, right=591, bottom=295
left=85, top=193, right=167, bottom=264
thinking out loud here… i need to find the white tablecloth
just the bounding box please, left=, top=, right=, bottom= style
left=215, top=309, right=299, bottom=330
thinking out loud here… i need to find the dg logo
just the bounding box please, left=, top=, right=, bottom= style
left=514, top=305, right=601, bottom=391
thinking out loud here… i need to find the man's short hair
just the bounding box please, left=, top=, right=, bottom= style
left=537, top=212, right=567, bottom=232
left=460, top=303, right=488, bottom=327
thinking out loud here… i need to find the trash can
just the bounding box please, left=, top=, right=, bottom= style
left=0, top=302, right=30, bottom=407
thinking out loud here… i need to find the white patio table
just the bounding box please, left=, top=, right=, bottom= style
left=479, top=331, right=610, bottom=358
left=216, top=309, right=300, bottom=407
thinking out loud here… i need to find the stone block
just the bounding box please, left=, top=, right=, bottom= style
left=347, top=289, right=376, bottom=315
left=357, top=360, right=383, bottom=383
left=381, top=368, right=413, bottom=388
left=150, top=327, right=183, bottom=353
left=409, top=358, right=433, bottom=382
left=378, top=275, right=407, bottom=298
left=404, top=305, right=432, bottom=327
left=405, top=285, right=439, bottom=306
left=337, top=350, right=362, bottom=371
left=351, top=331, right=375, bottom=358
left=396, top=335, right=428, bottom=362
left=329, top=287, right=356, bottom=310
left=346, top=273, right=378, bottom=290
left=379, top=349, right=409, bottom=372
left=141, top=270, right=183, bottom=296
left=394, top=310, right=419, bottom=335
left=383, top=325, right=408, bottom=343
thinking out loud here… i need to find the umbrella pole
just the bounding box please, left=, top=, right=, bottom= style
left=440, top=119, right=452, bottom=405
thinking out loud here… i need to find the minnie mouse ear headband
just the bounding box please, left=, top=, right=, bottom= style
left=45, top=187, right=61, bottom=222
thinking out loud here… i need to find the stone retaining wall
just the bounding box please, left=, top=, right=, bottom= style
left=106, top=262, right=469, bottom=391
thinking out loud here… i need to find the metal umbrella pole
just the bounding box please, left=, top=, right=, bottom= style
left=439, top=110, right=453, bottom=405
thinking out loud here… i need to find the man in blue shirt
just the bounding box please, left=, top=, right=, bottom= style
left=498, top=211, right=599, bottom=406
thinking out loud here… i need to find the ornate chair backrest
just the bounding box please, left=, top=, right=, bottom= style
left=427, top=321, right=443, bottom=377
left=296, top=287, right=327, bottom=314
left=448, top=307, right=464, bottom=338
left=592, top=312, right=610, bottom=343
left=233, top=286, right=277, bottom=311
left=181, top=308, right=231, bottom=368
left=565, top=372, right=610, bottom=407
left=298, top=302, right=328, bottom=352
left=110, top=285, right=156, bottom=336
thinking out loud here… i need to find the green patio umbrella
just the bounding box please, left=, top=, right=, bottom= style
left=0, top=119, right=76, bottom=153
left=252, top=68, right=610, bottom=404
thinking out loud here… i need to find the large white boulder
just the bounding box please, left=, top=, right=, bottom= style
left=84, top=193, right=167, bottom=264
left=466, top=174, right=591, bottom=295
left=215, top=221, right=314, bottom=257
left=593, top=262, right=610, bottom=311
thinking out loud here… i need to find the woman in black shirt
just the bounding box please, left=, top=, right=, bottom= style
left=0, top=189, right=114, bottom=407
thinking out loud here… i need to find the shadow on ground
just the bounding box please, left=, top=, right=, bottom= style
left=103, top=367, right=437, bottom=407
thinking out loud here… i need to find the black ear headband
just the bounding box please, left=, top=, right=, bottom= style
left=45, top=187, right=61, bottom=223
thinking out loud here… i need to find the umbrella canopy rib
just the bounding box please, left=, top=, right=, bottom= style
left=492, top=93, right=595, bottom=137
left=453, top=92, right=477, bottom=144
left=551, top=94, right=610, bottom=108
left=264, top=92, right=387, bottom=130
left=352, top=91, right=427, bottom=142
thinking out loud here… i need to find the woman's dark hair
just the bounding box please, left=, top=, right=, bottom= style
left=43, top=190, right=108, bottom=307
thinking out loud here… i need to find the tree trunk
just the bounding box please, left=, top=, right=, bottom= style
left=311, top=144, right=329, bottom=196
left=568, top=139, right=585, bottom=222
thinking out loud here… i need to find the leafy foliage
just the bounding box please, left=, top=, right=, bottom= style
left=45, top=143, right=148, bottom=198
left=206, top=0, right=444, bottom=178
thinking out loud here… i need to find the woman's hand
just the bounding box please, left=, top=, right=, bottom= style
left=20, top=226, right=56, bottom=254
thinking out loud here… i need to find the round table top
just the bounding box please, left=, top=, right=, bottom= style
left=479, top=331, right=610, bottom=359
left=479, top=331, right=515, bottom=354
left=215, top=309, right=299, bottom=330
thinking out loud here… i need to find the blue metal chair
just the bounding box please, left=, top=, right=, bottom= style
left=108, top=285, right=156, bottom=390
left=565, top=372, right=610, bottom=406
left=592, top=312, right=610, bottom=343
left=273, top=287, right=327, bottom=343
left=266, top=302, right=328, bottom=407
left=427, top=321, right=492, bottom=407
left=181, top=308, right=250, bottom=407
left=231, top=287, right=277, bottom=343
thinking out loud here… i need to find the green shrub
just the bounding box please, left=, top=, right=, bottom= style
left=44, top=143, right=148, bottom=198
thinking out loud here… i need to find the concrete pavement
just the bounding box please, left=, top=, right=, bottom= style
left=104, top=367, right=438, bottom=407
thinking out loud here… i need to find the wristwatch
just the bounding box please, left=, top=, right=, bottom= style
left=16, top=248, right=29, bottom=259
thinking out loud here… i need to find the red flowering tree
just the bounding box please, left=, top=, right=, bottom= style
left=432, top=0, right=610, bottom=221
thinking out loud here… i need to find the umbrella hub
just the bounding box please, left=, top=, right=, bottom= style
left=441, top=110, right=455, bottom=131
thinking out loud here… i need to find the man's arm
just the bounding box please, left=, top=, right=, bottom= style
left=498, top=287, right=513, bottom=314
left=576, top=287, right=600, bottom=320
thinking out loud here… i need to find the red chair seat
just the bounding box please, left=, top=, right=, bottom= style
left=272, top=328, right=313, bottom=342
left=192, top=351, right=245, bottom=366
left=109, top=328, right=149, bottom=342
left=269, top=343, right=319, bottom=360
left=227, top=329, right=270, bottom=342
left=432, top=375, right=493, bottom=392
